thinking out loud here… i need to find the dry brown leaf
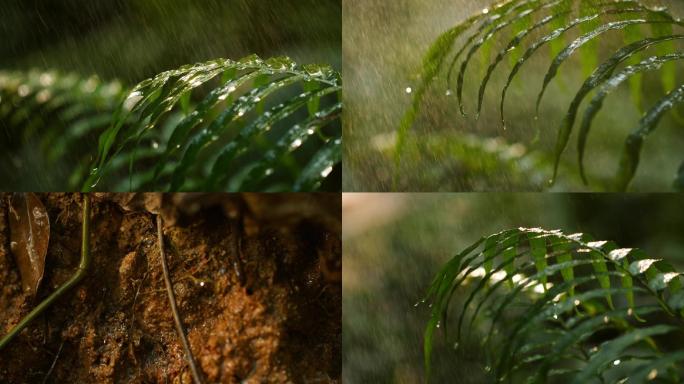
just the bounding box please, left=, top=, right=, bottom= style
left=8, top=193, right=50, bottom=295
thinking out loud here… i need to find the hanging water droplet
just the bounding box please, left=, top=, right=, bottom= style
left=405, top=87, right=413, bottom=94
left=445, top=89, right=452, bottom=96
left=574, top=299, right=580, bottom=306
left=151, top=141, right=159, bottom=149
left=603, top=316, right=609, bottom=324
left=307, top=128, right=315, bottom=135
left=453, top=342, right=459, bottom=350
left=647, top=369, right=658, bottom=380
left=290, top=139, right=303, bottom=149
left=482, top=8, right=490, bottom=14
left=264, top=168, right=274, bottom=176
left=320, top=165, right=333, bottom=178
left=124, top=91, right=143, bottom=111
left=613, top=359, right=621, bottom=366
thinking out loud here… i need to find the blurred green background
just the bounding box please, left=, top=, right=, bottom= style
left=0, top=0, right=341, bottom=83
left=343, top=0, right=684, bottom=192
left=342, top=193, right=684, bottom=383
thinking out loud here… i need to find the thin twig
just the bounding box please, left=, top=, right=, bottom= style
left=156, top=215, right=204, bottom=384
left=42, top=340, right=65, bottom=384
left=0, top=194, right=91, bottom=351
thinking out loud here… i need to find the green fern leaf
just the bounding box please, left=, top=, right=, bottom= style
left=617, top=84, right=684, bottom=191
left=578, top=52, right=684, bottom=183
left=397, top=0, right=684, bottom=191
left=553, top=36, right=684, bottom=184
left=422, top=227, right=684, bottom=383
left=0, top=70, right=124, bottom=190
left=84, top=55, right=341, bottom=191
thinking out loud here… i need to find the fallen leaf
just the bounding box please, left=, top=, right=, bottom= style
left=8, top=193, right=50, bottom=295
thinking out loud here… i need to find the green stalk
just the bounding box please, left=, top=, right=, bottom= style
left=0, top=194, right=91, bottom=351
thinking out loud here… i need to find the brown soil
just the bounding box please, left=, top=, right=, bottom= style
left=0, top=193, right=341, bottom=384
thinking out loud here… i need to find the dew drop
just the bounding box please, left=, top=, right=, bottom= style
left=445, top=89, right=453, bottom=96
left=482, top=8, right=490, bottom=14
left=151, top=141, right=159, bottom=149
left=32, top=207, right=43, bottom=219
left=290, top=138, right=303, bottom=149
left=320, top=165, right=333, bottom=178
left=647, top=369, right=658, bottom=380
left=453, top=342, right=459, bottom=350
left=124, top=91, right=143, bottom=111
left=405, top=87, right=413, bottom=94
left=613, top=359, right=621, bottom=366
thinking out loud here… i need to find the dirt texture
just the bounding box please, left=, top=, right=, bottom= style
left=0, top=193, right=341, bottom=384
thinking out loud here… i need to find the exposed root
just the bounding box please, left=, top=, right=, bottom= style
left=156, top=214, right=204, bottom=384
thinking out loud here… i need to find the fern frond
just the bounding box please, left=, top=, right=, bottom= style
left=0, top=70, right=124, bottom=190
left=84, top=55, right=341, bottom=191
left=423, top=227, right=684, bottom=383
left=397, top=0, right=684, bottom=191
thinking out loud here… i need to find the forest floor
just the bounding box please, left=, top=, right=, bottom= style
left=0, top=193, right=341, bottom=383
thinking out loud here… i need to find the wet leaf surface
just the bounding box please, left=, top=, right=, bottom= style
left=8, top=193, right=50, bottom=295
